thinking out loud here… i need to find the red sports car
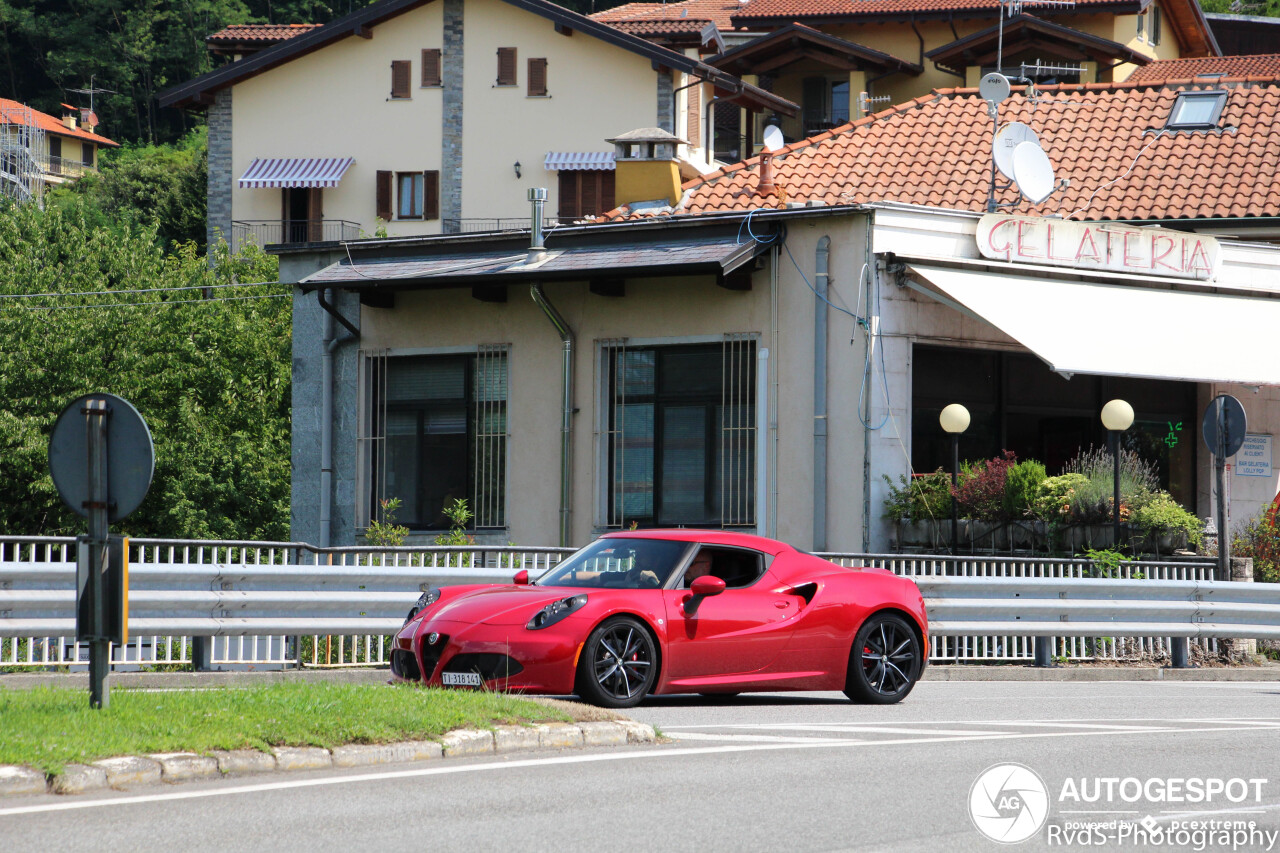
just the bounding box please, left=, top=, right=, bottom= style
left=390, top=530, right=928, bottom=708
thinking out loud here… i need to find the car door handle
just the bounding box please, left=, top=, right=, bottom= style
left=775, top=600, right=791, bottom=609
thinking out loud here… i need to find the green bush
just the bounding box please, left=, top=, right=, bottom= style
left=1003, top=459, right=1047, bottom=520
left=1033, top=473, right=1089, bottom=522
left=882, top=470, right=952, bottom=522
left=1063, top=446, right=1158, bottom=523
left=1130, top=493, right=1203, bottom=549
left=1233, top=509, right=1280, bottom=584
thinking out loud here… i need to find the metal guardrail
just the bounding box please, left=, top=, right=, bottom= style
left=0, top=537, right=1257, bottom=670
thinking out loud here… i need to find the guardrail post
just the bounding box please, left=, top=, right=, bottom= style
left=1033, top=636, right=1053, bottom=667
left=191, top=636, right=213, bottom=671
left=1170, top=637, right=1190, bottom=669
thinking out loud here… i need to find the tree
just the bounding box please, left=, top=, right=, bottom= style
left=58, top=127, right=209, bottom=252
left=0, top=199, right=290, bottom=540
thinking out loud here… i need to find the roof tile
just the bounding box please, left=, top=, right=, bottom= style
left=598, top=80, right=1280, bottom=224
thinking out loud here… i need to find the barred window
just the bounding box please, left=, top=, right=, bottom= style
left=601, top=336, right=756, bottom=529
left=359, top=346, right=508, bottom=531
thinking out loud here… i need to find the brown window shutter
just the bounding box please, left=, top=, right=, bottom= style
left=421, top=49, right=441, bottom=87
left=497, top=47, right=517, bottom=86
left=687, top=87, right=701, bottom=149
left=601, top=170, right=616, bottom=213
left=423, top=171, right=440, bottom=220
left=391, top=60, right=411, bottom=98
left=558, top=171, right=579, bottom=220
left=376, top=171, right=393, bottom=221
left=581, top=173, right=598, bottom=218
left=528, top=58, right=547, bottom=96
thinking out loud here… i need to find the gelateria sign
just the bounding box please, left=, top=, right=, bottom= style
left=977, top=215, right=1220, bottom=281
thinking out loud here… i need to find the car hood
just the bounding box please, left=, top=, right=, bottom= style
left=428, top=584, right=583, bottom=627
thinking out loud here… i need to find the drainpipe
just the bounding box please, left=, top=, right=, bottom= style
left=814, top=236, right=830, bottom=551
left=526, top=188, right=575, bottom=547
left=317, top=287, right=359, bottom=548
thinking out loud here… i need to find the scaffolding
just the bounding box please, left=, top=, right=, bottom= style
left=0, top=103, right=47, bottom=205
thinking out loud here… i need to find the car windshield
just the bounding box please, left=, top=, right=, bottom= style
left=537, top=538, right=690, bottom=590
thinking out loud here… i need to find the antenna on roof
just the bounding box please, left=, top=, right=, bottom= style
left=858, top=91, right=891, bottom=116
left=68, top=75, right=116, bottom=115
left=996, top=0, right=1075, bottom=74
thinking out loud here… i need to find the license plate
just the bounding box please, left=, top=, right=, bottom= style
left=442, top=671, right=483, bottom=687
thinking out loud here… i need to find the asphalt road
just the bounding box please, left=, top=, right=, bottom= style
left=3, top=681, right=1279, bottom=853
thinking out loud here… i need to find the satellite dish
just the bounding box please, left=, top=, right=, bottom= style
left=762, top=125, right=784, bottom=153
left=979, top=73, right=1011, bottom=104
left=1011, top=141, right=1056, bottom=204
left=993, top=122, right=1038, bottom=180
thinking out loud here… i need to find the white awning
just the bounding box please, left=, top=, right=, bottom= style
left=907, top=262, right=1280, bottom=386
left=238, top=157, right=354, bottom=188
left=543, top=151, right=615, bottom=171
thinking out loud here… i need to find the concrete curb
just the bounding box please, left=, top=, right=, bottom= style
left=923, top=664, right=1280, bottom=682
left=0, top=721, right=657, bottom=799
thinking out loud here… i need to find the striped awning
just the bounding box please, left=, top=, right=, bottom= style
left=543, top=151, right=615, bottom=171
left=238, top=157, right=354, bottom=188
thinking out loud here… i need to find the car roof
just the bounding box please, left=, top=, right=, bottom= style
left=599, top=529, right=795, bottom=556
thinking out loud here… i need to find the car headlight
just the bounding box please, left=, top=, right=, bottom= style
left=526, top=594, right=588, bottom=630
left=405, top=586, right=441, bottom=624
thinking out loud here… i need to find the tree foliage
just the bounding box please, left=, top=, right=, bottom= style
left=56, top=127, right=208, bottom=251
left=0, top=198, right=290, bottom=539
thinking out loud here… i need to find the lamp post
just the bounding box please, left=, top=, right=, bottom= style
left=940, top=404, right=970, bottom=554
left=1101, top=399, right=1135, bottom=549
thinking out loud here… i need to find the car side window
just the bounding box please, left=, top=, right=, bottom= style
left=679, top=546, right=766, bottom=589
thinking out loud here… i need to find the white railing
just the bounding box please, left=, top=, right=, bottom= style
left=0, top=537, right=1249, bottom=670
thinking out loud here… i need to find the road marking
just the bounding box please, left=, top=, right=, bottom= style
left=659, top=732, right=853, bottom=744
left=2, top=721, right=1277, bottom=818
left=677, top=725, right=1011, bottom=737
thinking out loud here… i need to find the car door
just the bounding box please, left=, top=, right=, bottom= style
left=660, top=545, right=802, bottom=681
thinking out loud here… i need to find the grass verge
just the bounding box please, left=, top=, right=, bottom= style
left=0, top=683, right=571, bottom=775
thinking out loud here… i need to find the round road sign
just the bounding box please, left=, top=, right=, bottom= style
left=48, top=393, right=155, bottom=522
left=1202, top=394, right=1247, bottom=459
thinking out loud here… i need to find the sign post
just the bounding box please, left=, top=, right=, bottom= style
left=1202, top=395, right=1247, bottom=583
left=49, top=394, right=153, bottom=709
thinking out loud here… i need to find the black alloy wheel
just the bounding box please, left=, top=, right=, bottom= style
left=576, top=616, right=658, bottom=709
left=844, top=613, right=921, bottom=704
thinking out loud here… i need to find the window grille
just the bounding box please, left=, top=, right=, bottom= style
left=601, top=334, right=757, bottom=530
left=357, top=346, right=509, bottom=532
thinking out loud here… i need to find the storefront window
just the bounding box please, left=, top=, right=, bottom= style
left=911, top=345, right=1195, bottom=506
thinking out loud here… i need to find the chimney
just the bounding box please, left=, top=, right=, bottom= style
left=606, top=127, right=685, bottom=209
left=527, top=187, right=547, bottom=263
left=758, top=152, right=776, bottom=196
left=60, top=103, right=77, bottom=130
left=80, top=108, right=98, bottom=133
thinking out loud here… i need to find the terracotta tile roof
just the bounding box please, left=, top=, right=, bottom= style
left=599, top=81, right=1280, bottom=223
left=731, top=0, right=1127, bottom=23
left=592, top=0, right=740, bottom=30
left=609, top=19, right=711, bottom=35
left=0, top=98, right=118, bottom=147
left=207, top=23, right=321, bottom=43
left=1125, top=54, right=1280, bottom=84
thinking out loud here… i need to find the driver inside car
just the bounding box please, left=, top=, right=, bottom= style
left=682, top=553, right=713, bottom=588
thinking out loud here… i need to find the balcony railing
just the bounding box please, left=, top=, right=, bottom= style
left=442, top=217, right=561, bottom=234
left=43, top=156, right=92, bottom=180
left=231, top=219, right=362, bottom=251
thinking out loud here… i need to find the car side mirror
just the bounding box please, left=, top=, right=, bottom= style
left=690, top=576, right=726, bottom=597
left=513, top=569, right=530, bottom=586
left=683, top=575, right=725, bottom=615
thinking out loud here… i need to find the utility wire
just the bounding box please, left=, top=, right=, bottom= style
left=0, top=280, right=283, bottom=301
left=20, top=293, right=291, bottom=311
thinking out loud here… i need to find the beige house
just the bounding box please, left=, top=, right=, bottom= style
left=157, top=0, right=793, bottom=252
left=595, top=0, right=1219, bottom=161
left=0, top=99, right=117, bottom=203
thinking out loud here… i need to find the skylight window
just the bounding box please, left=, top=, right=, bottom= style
left=1166, top=90, right=1227, bottom=129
